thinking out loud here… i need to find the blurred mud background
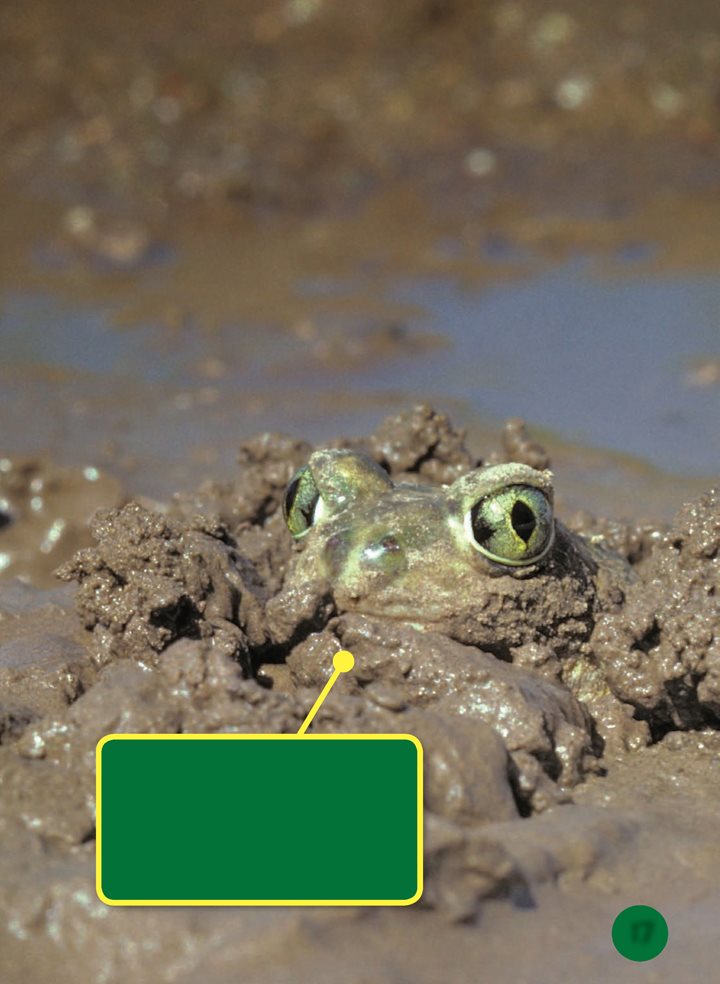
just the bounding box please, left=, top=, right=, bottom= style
left=3, top=0, right=720, bottom=502
left=1, top=0, right=720, bottom=981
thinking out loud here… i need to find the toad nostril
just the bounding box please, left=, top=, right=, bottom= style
left=360, top=533, right=406, bottom=575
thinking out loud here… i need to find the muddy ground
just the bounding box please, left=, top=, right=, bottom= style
left=2, top=0, right=720, bottom=981
left=1, top=409, right=719, bottom=984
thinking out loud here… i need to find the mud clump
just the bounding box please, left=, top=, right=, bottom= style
left=363, top=404, right=478, bottom=484
left=593, top=487, right=720, bottom=733
left=170, top=433, right=314, bottom=595
left=498, top=418, right=551, bottom=472
left=57, top=502, right=266, bottom=670
left=288, top=615, right=598, bottom=813
left=172, top=433, right=314, bottom=530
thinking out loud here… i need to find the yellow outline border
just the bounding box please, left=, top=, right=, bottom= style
left=96, top=733, right=423, bottom=907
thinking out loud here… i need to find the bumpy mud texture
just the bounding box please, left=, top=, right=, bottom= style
left=1, top=406, right=720, bottom=982
left=56, top=502, right=267, bottom=670
left=593, top=488, right=720, bottom=733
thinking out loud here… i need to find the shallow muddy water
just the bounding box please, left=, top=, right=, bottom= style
left=2, top=256, right=719, bottom=502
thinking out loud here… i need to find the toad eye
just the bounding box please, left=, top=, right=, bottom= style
left=282, top=465, right=327, bottom=538
left=464, top=484, right=554, bottom=566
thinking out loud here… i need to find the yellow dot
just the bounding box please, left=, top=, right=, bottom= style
left=333, top=649, right=355, bottom=673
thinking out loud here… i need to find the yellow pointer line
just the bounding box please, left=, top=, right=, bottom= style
left=297, top=649, right=355, bottom=735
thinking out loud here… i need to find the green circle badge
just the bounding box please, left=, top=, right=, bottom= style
left=612, top=905, right=668, bottom=961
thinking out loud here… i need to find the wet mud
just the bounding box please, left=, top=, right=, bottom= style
left=1, top=407, right=719, bottom=982
left=3, top=0, right=720, bottom=978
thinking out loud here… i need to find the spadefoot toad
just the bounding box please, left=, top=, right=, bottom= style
left=274, top=450, right=630, bottom=675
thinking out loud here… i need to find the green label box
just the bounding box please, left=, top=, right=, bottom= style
left=96, top=734, right=423, bottom=906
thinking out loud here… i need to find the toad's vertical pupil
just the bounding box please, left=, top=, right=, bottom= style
left=511, top=500, right=536, bottom=542
left=283, top=475, right=301, bottom=518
